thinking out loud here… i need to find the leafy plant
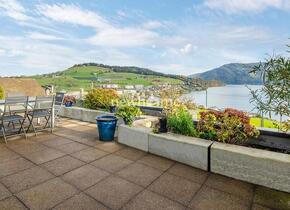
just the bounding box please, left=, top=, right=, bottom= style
left=63, top=95, right=76, bottom=105
left=84, top=88, right=119, bottom=110
left=158, top=87, right=196, bottom=117
left=197, top=110, right=218, bottom=140
left=116, top=105, right=142, bottom=126
left=167, top=107, right=198, bottom=137
left=198, top=108, right=260, bottom=144
left=0, top=85, right=4, bottom=99
left=249, top=45, right=289, bottom=131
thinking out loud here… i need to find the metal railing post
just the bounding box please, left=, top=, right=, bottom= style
left=261, top=112, right=264, bottom=127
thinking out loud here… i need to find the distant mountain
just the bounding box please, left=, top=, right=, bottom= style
left=70, top=63, right=186, bottom=81
left=189, top=63, right=262, bottom=85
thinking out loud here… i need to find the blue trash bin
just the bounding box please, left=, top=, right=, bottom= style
left=96, top=115, right=118, bottom=141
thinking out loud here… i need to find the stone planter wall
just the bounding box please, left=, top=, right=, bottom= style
left=211, top=142, right=290, bottom=193
left=59, top=106, right=114, bottom=123
left=117, top=124, right=212, bottom=170
left=148, top=133, right=213, bottom=170
left=118, top=125, right=151, bottom=152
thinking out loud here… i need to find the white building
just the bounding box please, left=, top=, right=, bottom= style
left=134, top=84, right=144, bottom=90
left=124, top=85, right=134, bottom=89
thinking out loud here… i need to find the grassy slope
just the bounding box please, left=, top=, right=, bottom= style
left=33, top=66, right=181, bottom=91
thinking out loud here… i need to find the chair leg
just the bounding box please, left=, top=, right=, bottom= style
left=19, top=119, right=27, bottom=140
left=31, top=119, right=37, bottom=137
left=44, top=115, right=53, bottom=133
left=26, top=115, right=32, bottom=133
left=27, top=116, right=36, bottom=136
left=27, top=115, right=34, bottom=132
left=1, top=126, right=7, bottom=144
left=44, top=116, right=50, bottom=129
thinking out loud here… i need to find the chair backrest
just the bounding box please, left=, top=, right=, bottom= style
left=33, top=96, right=55, bottom=111
left=7, top=92, right=26, bottom=97
left=55, top=92, right=65, bottom=106
left=2, top=96, right=29, bottom=116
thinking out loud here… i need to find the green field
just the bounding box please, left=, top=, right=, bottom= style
left=33, top=66, right=182, bottom=92
left=250, top=117, right=278, bottom=129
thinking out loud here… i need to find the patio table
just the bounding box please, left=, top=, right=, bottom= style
left=0, top=97, right=55, bottom=129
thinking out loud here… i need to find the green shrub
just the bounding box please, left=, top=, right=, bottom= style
left=198, top=108, right=260, bottom=144
left=0, top=85, right=4, bottom=99
left=84, top=88, right=119, bottom=110
left=116, top=105, right=141, bottom=126
left=167, top=107, right=198, bottom=137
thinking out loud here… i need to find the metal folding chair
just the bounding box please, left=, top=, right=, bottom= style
left=0, top=96, right=28, bottom=143
left=27, top=96, right=55, bottom=135
left=54, top=92, right=65, bottom=124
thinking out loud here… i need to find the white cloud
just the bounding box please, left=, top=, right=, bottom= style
left=88, top=27, right=158, bottom=47
left=143, top=20, right=163, bottom=29
left=117, top=10, right=127, bottom=18
left=220, top=50, right=257, bottom=63
left=219, top=26, right=270, bottom=41
left=0, top=48, right=5, bottom=56
left=27, top=32, right=63, bottom=41
left=37, top=4, right=109, bottom=29
left=204, top=0, right=290, bottom=13
left=37, top=3, right=162, bottom=48
left=0, top=35, right=141, bottom=75
left=152, top=63, right=200, bottom=75
left=180, top=44, right=196, bottom=55
left=0, top=0, right=29, bottom=20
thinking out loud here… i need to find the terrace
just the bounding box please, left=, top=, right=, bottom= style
left=0, top=118, right=289, bottom=210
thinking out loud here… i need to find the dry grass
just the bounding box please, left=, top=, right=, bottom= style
left=0, top=78, right=45, bottom=97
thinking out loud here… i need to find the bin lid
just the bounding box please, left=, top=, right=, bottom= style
left=96, top=115, right=117, bottom=122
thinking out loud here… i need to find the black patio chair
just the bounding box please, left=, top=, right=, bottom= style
left=54, top=92, right=65, bottom=123
left=27, top=96, right=55, bottom=135
left=0, top=96, right=28, bottom=144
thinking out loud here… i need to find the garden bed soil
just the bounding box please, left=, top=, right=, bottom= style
left=247, top=129, right=290, bottom=154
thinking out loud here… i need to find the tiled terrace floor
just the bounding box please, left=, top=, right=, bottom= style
left=0, top=118, right=289, bottom=210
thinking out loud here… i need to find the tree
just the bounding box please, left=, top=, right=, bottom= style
left=0, top=85, right=4, bottom=99
left=249, top=44, right=290, bottom=130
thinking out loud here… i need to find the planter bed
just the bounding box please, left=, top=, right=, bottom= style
left=248, top=128, right=290, bottom=154
left=211, top=142, right=290, bottom=193
left=148, top=132, right=213, bottom=170
left=118, top=124, right=151, bottom=152
left=60, top=106, right=114, bottom=123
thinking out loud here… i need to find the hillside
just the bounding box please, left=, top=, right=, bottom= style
left=32, top=64, right=183, bottom=91
left=189, top=63, right=262, bottom=85
left=0, top=78, right=45, bottom=96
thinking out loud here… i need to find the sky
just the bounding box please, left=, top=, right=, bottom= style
left=0, top=0, right=289, bottom=76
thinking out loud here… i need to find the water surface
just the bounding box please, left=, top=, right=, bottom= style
left=185, top=85, right=261, bottom=113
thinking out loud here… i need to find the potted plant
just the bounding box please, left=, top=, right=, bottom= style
left=155, top=87, right=196, bottom=133
left=63, top=95, right=76, bottom=107
left=158, top=115, right=168, bottom=133
left=96, top=115, right=118, bottom=141
left=109, top=105, right=116, bottom=113
left=116, top=105, right=141, bottom=126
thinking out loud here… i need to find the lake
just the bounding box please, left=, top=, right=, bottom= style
left=184, top=85, right=262, bottom=114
